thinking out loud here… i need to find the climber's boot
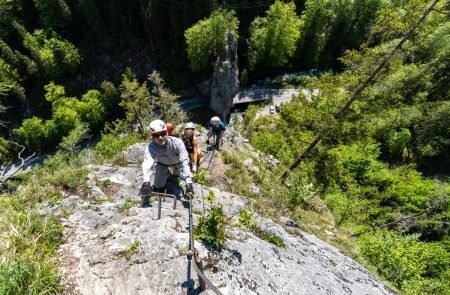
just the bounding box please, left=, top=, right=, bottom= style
left=141, top=195, right=150, bottom=208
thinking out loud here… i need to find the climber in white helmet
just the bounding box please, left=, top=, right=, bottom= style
left=140, top=119, right=194, bottom=207
left=206, top=116, right=226, bottom=149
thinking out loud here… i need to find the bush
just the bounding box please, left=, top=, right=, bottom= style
left=94, top=132, right=141, bottom=163
left=34, top=152, right=88, bottom=191
left=358, top=230, right=450, bottom=292
left=194, top=206, right=230, bottom=248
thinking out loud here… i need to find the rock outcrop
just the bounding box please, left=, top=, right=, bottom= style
left=209, top=31, right=239, bottom=119
left=54, top=117, right=394, bottom=294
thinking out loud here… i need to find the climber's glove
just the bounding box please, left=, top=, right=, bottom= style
left=140, top=182, right=152, bottom=196
left=186, top=183, right=194, bottom=196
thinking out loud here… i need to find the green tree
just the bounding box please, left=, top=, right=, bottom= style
left=185, top=9, right=239, bottom=74
left=33, top=0, right=71, bottom=31
left=18, top=27, right=80, bottom=79
left=14, top=117, right=57, bottom=152
left=0, top=57, right=24, bottom=100
left=148, top=71, right=185, bottom=123
left=59, top=123, right=89, bottom=154
left=248, top=0, right=301, bottom=69
left=119, top=69, right=154, bottom=135
left=78, top=90, right=106, bottom=129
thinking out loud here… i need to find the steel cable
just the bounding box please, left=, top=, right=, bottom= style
left=187, top=192, right=224, bottom=295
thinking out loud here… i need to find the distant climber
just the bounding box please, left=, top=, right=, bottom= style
left=181, top=122, right=200, bottom=173
left=206, top=116, right=226, bottom=149
left=140, top=119, right=194, bottom=207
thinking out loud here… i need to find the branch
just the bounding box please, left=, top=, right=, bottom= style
left=350, top=196, right=449, bottom=237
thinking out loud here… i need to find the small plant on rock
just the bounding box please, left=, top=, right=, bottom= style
left=194, top=206, right=230, bottom=248
left=237, top=209, right=253, bottom=229
left=102, top=179, right=112, bottom=188
left=118, top=198, right=140, bottom=212
left=123, top=239, right=140, bottom=260
left=193, top=167, right=209, bottom=185
left=250, top=222, right=285, bottom=248
left=206, top=189, right=216, bottom=204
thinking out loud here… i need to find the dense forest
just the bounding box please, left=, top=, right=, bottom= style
left=0, top=0, right=449, bottom=294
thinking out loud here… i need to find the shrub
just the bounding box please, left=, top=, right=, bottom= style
left=358, top=229, right=450, bottom=292
left=194, top=206, right=230, bottom=248
left=94, top=132, right=140, bottom=163
left=237, top=209, right=253, bottom=229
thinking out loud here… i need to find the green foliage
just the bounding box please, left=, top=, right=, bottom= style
left=78, top=90, right=107, bottom=128
left=14, top=117, right=57, bottom=152
left=59, top=123, right=89, bottom=154
left=185, top=9, right=239, bottom=73
left=33, top=0, right=71, bottom=31
left=0, top=57, right=24, bottom=100
left=324, top=192, right=350, bottom=226
left=250, top=223, right=285, bottom=248
left=0, top=136, right=19, bottom=164
left=237, top=209, right=253, bottom=229
left=358, top=230, right=450, bottom=292
left=205, top=189, right=216, bottom=204
left=248, top=0, right=301, bottom=69
left=102, top=179, right=112, bottom=188
left=148, top=71, right=186, bottom=124
left=94, top=123, right=141, bottom=164
left=387, top=128, right=411, bottom=161
left=297, top=0, right=384, bottom=67
left=119, top=69, right=185, bottom=135
left=118, top=198, right=140, bottom=213
left=414, top=101, right=450, bottom=172
left=0, top=209, right=63, bottom=259
left=21, top=29, right=80, bottom=79
left=193, top=167, right=209, bottom=185
left=222, top=151, right=255, bottom=197
left=0, top=191, right=62, bottom=294
left=0, top=258, right=60, bottom=295
left=194, top=206, right=229, bottom=248
left=33, top=151, right=88, bottom=191
left=123, top=239, right=140, bottom=260
left=15, top=83, right=108, bottom=152
left=283, top=177, right=315, bottom=209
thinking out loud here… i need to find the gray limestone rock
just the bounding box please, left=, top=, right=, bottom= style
left=210, top=31, right=239, bottom=118
left=56, top=164, right=394, bottom=295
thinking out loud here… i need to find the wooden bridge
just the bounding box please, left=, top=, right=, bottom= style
left=232, top=88, right=305, bottom=105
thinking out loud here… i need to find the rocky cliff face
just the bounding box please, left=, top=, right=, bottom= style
left=52, top=120, right=394, bottom=295
left=209, top=31, right=239, bottom=119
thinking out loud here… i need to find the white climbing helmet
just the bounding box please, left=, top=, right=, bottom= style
left=149, top=119, right=167, bottom=134
left=184, top=122, right=195, bottom=130
left=210, top=116, right=221, bottom=124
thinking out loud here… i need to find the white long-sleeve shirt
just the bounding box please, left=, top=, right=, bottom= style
left=142, top=136, right=192, bottom=183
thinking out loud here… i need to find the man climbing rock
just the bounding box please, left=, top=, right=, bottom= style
left=140, top=119, right=194, bottom=207
left=181, top=122, right=200, bottom=173
left=206, top=116, right=226, bottom=149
